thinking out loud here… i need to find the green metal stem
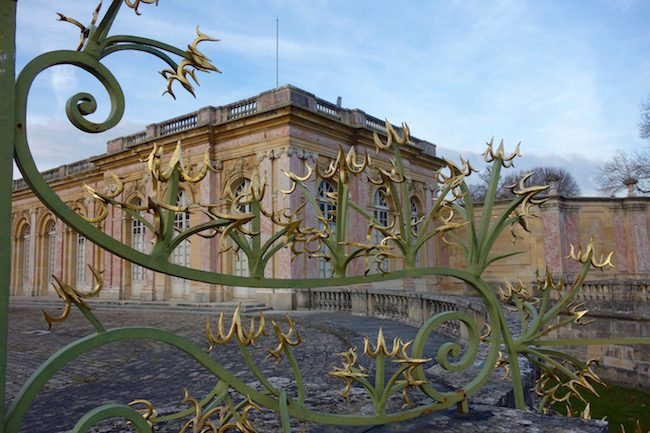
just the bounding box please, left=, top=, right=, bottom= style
left=77, top=304, right=106, bottom=333
left=282, top=345, right=305, bottom=404
left=377, top=366, right=409, bottom=412
left=373, top=354, right=386, bottom=414
left=93, top=0, right=124, bottom=43
left=5, top=327, right=453, bottom=429
left=525, top=349, right=581, bottom=382
left=152, top=381, right=227, bottom=423
left=238, top=344, right=280, bottom=397
left=0, top=3, right=16, bottom=432
left=333, top=181, right=350, bottom=277
left=72, top=404, right=152, bottom=433
left=497, top=309, right=526, bottom=409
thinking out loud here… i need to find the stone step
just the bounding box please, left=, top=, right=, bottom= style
left=9, top=296, right=270, bottom=315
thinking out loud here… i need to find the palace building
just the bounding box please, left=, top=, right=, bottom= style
left=10, top=85, right=650, bottom=310
left=10, top=86, right=442, bottom=307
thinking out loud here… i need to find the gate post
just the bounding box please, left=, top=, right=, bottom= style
left=0, top=1, right=16, bottom=431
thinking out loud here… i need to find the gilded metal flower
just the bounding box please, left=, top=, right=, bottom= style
left=280, top=162, right=313, bottom=195
left=42, top=266, right=104, bottom=330
left=533, top=268, right=564, bottom=291
left=367, top=156, right=405, bottom=185
left=567, top=241, right=614, bottom=270
left=178, top=389, right=221, bottom=433
left=128, top=399, right=157, bottom=426
left=161, top=27, right=221, bottom=99
left=313, top=146, right=368, bottom=185
left=498, top=279, right=536, bottom=304
left=372, top=120, right=411, bottom=151
left=363, top=328, right=402, bottom=358
left=533, top=359, right=604, bottom=414
left=146, top=141, right=213, bottom=184
left=395, top=355, right=430, bottom=408
left=494, top=351, right=510, bottom=381
left=267, top=315, right=302, bottom=362
left=435, top=156, right=477, bottom=187
left=206, top=304, right=266, bottom=348
left=180, top=390, right=262, bottom=433
left=567, top=302, right=594, bottom=326
left=482, top=138, right=521, bottom=168
left=329, top=347, right=368, bottom=399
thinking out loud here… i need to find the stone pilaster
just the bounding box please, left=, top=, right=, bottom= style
left=27, top=209, right=36, bottom=295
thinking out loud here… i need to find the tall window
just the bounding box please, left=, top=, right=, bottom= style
left=410, top=197, right=422, bottom=266
left=21, top=225, right=31, bottom=291
left=232, top=179, right=251, bottom=277
left=410, top=197, right=421, bottom=233
left=76, top=234, right=86, bottom=288
left=46, top=221, right=57, bottom=285
left=317, top=181, right=336, bottom=278
left=171, top=190, right=191, bottom=293
left=373, top=189, right=390, bottom=272
left=131, top=199, right=146, bottom=287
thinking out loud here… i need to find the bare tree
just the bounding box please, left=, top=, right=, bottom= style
left=596, top=149, right=650, bottom=196
left=641, top=96, right=650, bottom=140
left=467, top=166, right=580, bottom=202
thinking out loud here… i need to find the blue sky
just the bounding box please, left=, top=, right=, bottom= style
left=14, top=0, right=650, bottom=195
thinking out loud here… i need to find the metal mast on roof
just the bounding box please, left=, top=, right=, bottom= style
left=276, top=15, right=279, bottom=88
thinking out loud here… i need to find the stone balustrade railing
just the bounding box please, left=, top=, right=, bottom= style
left=227, top=97, right=258, bottom=120
left=300, top=287, right=486, bottom=339
left=104, top=85, right=437, bottom=156
left=13, top=161, right=97, bottom=191
left=548, top=279, right=650, bottom=316
left=364, top=114, right=388, bottom=134
left=315, top=99, right=342, bottom=120
left=159, top=112, right=199, bottom=136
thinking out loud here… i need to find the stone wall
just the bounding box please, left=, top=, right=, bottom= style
left=443, top=195, right=650, bottom=291
left=551, top=280, right=650, bottom=389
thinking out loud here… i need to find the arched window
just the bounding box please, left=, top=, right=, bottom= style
left=171, top=190, right=191, bottom=295
left=21, top=224, right=31, bottom=291
left=373, top=189, right=390, bottom=272
left=76, top=233, right=86, bottom=288
left=46, top=221, right=57, bottom=286
left=131, top=198, right=146, bottom=289
left=232, top=179, right=251, bottom=277
left=317, top=181, right=336, bottom=278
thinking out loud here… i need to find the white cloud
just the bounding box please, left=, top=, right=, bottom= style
left=49, top=67, right=78, bottom=107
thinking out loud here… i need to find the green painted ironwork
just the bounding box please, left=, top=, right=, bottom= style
left=0, top=2, right=17, bottom=433
left=2, top=1, right=650, bottom=432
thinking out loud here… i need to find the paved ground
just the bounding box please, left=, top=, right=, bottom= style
left=5, top=305, right=450, bottom=433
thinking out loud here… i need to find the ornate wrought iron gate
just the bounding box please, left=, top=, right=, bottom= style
left=1, top=2, right=649, bottom=432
